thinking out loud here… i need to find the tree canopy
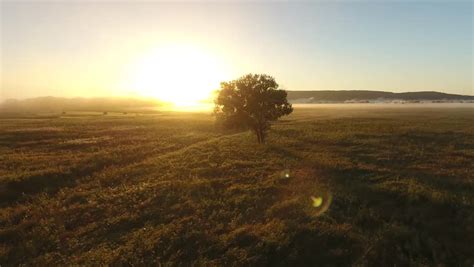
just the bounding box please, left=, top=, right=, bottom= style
left=214, top=74, right=293, bottom=143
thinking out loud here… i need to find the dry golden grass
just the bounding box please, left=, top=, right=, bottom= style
left=0, top=106, right=473, bottom=265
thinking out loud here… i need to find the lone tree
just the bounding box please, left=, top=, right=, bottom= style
left=214, top=74, right=293, bottom=143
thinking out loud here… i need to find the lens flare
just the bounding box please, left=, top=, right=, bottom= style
left=280, top=169, right=291, bottom=179
left=311, top=196, right=323, bottom=207
left=309, top=190, right=332, bottom=216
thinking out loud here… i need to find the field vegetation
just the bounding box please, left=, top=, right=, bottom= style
left=0, top=106, right=473, bottom=265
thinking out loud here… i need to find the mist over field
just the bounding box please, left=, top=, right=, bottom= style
left=2, top=89, right=473, bottom=115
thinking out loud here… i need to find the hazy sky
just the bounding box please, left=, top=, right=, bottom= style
left=1, top=1, right=473, bottom=100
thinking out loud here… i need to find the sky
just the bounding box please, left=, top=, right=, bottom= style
left=1, top=1, right=473, bottom=101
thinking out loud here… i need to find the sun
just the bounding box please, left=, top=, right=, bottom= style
left=127, top=44, right=229, bottom=107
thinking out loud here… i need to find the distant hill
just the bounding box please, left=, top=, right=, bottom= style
left=286, top=90, right=474, bottom=103
left=0, top=97, right=164, bottom=114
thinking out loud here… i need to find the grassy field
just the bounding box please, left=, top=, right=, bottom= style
left=1, top=106, right=473, bottom=266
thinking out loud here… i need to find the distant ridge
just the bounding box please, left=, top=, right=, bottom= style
left=286, top=90, right=474, bottom=103
left=0, top=96, right=164, bottom=113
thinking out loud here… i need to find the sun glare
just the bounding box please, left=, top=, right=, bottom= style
left=127, top=44, right=229, bottom=107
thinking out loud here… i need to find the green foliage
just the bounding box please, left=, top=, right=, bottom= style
left=215, top=74, right=293, bottom=143
left=0, top=107, right=473, bottom=265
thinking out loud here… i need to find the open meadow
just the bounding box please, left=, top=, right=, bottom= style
left=1, top=105, right=473, bottom=265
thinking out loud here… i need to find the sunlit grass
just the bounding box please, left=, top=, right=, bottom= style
left=0, top=107, right=473, bottom=265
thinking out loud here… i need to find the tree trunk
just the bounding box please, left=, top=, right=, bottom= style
left=259, top=128, right=265, bottom=143
left=254, top=127, right=263, bottom=143
left=257, top=126, right=265, bottom=144
left=253, top=122, right=266, bottom=144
